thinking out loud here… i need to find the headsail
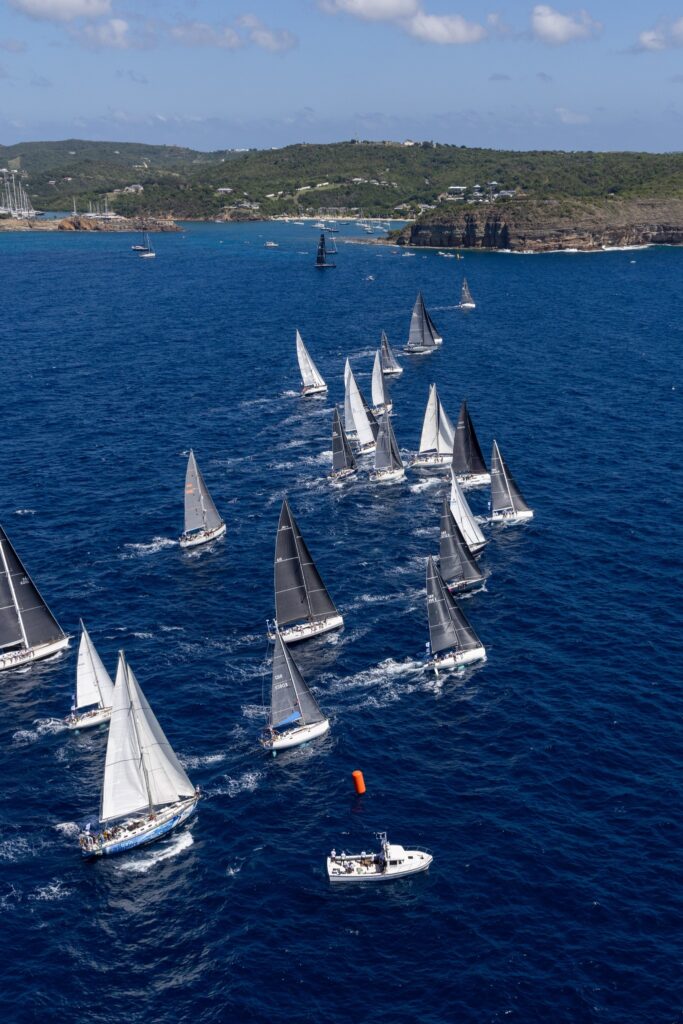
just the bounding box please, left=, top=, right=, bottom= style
left=0, top=525, right=66, bottom=653
left=405, top=292, right=437, bottom=352
left=371, top=351, right=388, bottom=410
left=270, top=631, right=325, bottom=730
left=451, top=400, right=487, bottom=476
left=424, top=304, right=442, bottom=343
left=439, top=500, right=484, bottom=588
left=296, top=330, right=326, bottom=390
left=375, top=412, right=403, bottom=472
left=380, top=331, right=402, bottom=374
left=449, top=471, right=487, bottom=551
left=347, top=367, right=379, bottom=448
left=332, top=406, right=356, bottom=474
left=490, top=441, right=532, bottom=516
left=426, top=557, right=482, bottom=656
left=418, top=385, right=455, bottom=455
left=184, top=450, right=223, bottom=534
left=274, top=499, right=338, bottom=626
left=343, top=358, right=356, bottom=436
left=75, top=622, right=114, bottom=711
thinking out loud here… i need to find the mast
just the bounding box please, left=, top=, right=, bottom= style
left=451, top=400, right=487, bottom=476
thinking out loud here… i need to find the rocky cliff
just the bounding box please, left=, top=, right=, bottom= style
left=396, top=198, right=683, bottom=252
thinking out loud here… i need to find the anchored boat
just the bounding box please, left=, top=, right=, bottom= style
left=490, top=441, right=534, bottom=524
left=404, top=292, right=438, bottom=355
left=449, top=471, right=487, bottom=554
left=330, top=406, right=357, bottom=480
left=380, top=330, right=402, bottom=376
left=411, top=384, right=455, bottom=470
left=370, top=411, right=404, bottom=483
left=296, top=330, right=328, bottom=397
left=426, top=556, right=486, bottom=673
left=451, top=400, right=490, bottom=489
left=271, top=498, right=343, bottom=644
left=65, top=622, right=114, bottom=730
left=459, top=277, right=476, bottom=309
left=438, top=499, right=485, bottom=592
left=179, top=450, right=226, bottom=549
left=370, top=350, right=392, bottom=416
left=327, top=832, right=432, bottom=882
left=0, top=525, right=70, bottom=672
left=78, top=652, right=199, bottom=858
left=261, top=629, right=330, bottom=752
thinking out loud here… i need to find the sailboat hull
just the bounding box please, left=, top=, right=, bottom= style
left=79, top=796, right=199, bottom=858
left=264, top=718, right=330, bottom=752
left=369, top=466, right=405, bottom=483
left=411, top=452, right=452, bottom=470
left=355, top=441, right=376, bottom=456
left=65, top=706, right=112, bottom=731
left=429, top=646, right=487, bottom=672
left=456, top=472, right=491, bottom=490
left=0, top=635, right=70, bottom=672
left=382, top=365, right=403, bottom=376
left=270, top=614, right=344, bottom=645
left=371, top=402, right=393, bottom=417
left=459, top=303, right=476, bottom=310
left=301, top=384, right=328, bottom=397
left=402, top=347, right=433, bottom=356
left=490, top=510, right=534, bottom=524
left=329, top=467, right=357, bottom=481
left=446, top=577, right=485, bottom=594
left=179, top=521, right=227, bottom=549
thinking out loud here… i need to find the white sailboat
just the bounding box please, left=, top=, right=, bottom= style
left=489, top=441, right=534, bottom=524
left=347, top=365, right=379, bottom=455
left=131, top=231, right=151, bottom=253
left=296, top=330, right=327, bottom=397
left=327, top=832, right=432, bottom=883
left=330, top=406, right=357, bottom=480
left=370, top=412, right=404, bottom=483
left=459, top=277, right=476, bottom=309
left=179, top=450, right=226, bottom=548
left=343, top=358, right=358, bottom=440
left=78, top=652, right=199, bottom=858
left=65, top=622, right=114, bottom=730
left=411, top=384, right=455, bottom=470
left=380, top=331, right=402, bottom=376
left=370, top=350, right=392, bottom=415
left=449, top=471, right=487, bottom=554
left=0, top=525, right=70, bottom=671
left=451, top=400, right=490, bottom=489
left=426, top=557, right=486, bottom=672
left=139, top=234, right=156, bottom=259
left=261, top=629, right=330, bottom=752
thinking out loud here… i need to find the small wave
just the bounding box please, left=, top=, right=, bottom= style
left=12, top=717, right=66, bottom=746
left=14, top=508, right=36, bottom=516
left=240, top=396, right=273, bottom=407
left=121, top=537, right=177, bottom=558
left=279, top=390, right=299, bottom=400
left=116, top=830, right=194, bottom=875
left=28, top=879, right=72, bottom=903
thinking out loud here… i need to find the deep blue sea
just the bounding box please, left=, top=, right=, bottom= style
left=1, top=221, right=682, bottom=1024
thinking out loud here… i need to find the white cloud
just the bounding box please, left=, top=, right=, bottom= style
left=79, top=17, right=131, bottom=48
left=556, top=105, right=589, bottom=124
left=532, top=5, right=600, bottom=44
left=236, top=15, right=297, bottom=52
left=169, top=21, right=241, bottom=48
left=319, top=0, right=419, bottom=20
left=8, top=0, right=111, bottom=22
left=636, top=18, right=683, bottom=51
left=405, top=12, right=486, bottom=44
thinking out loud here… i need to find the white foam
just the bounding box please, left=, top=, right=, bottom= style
left=211, top=770, right=262, bottom=798
left=179, top=752, right=226, bottom=770
left=226, top=858, right=245, bottom=877
left=28, top=879, right=72, bottom=903
left=12, top=717, right=66, bottom=746
left=14, top=508, right=36, bottom=516
left=121, top=536, right=177, bottom=558
left=409, top=477, right=443, bottom=494
left=53, top=821, right=80, bottom=838
left=116, top=830, right=194, bottom=875
left=0, top=836, right=37, bottom=862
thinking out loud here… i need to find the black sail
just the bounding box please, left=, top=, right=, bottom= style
left=439, top=500, right=484, bottom=587
left=0, top=526, right=65, bottom=650
left=274, top=500, right=338, bottom=626
left=406, top=292, right=437, bottom=351
left=424, top=305, right=441, bottom=341
left=490, top=441, right=531, bottom=515
left=270, top=632, right=325, bottom=729
left=359, top=385, right=380, bottom=441
left=426, top=556, right=482, bottom=656
left=451, top=400, right=487, bottom=475
left=292, top=515, right=338, bottom=621
left=332, top=406, right=356, bottom=473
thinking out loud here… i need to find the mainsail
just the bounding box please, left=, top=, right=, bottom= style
left=0, top=525, right=66, bottom=653
left=490, top=441, right=532, bottom=516
left=343, top=358, right=356, bottom=436
left=371, top=351, right=388, bottom=409
left=184, top=451, right=223, bottom=534
left=419, top=385, right=455, bottom=455
left=274, top=499, right=338, bottom=626
left=451, top=400, right=487, bottom=476
left=75, top=622, right=114, bottom=712
left=426, top=556, right=482, bottom=656
left=296, top=330, right=326, bottom=390
left=380, top=331, right=402, bottom=374
left=100, top=653, right=195, bottom=824
left=405, top=292, right=437, bottom=352
left=439, top=500, right=484, bottom=588
left=270, top=631, right=325, bottom=730
left=449, top=471, right=487, bottom=551
left=375, top=412, right=403, bottom=472
left=460, top=278, right=475, bottom=307
left=347, top=367, right=379, bottom=448
left=331, top=406, right=356, bottom=474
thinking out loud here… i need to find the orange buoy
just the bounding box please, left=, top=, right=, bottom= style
left=352, top=770, right=366, bottom=795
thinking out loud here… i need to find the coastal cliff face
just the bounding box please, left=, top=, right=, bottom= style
left=0, top=215, right=179, bottom=232
left=397, top=198, right=683, bottom=251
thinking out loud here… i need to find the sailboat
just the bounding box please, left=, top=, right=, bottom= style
left=78, top=652, right=199, bottom=858
left=65, top=622, right=114, bottom=730
left=139, top=234, right=156, bottom=259
left=296, top=330, right=328, bottom=397
left=411, top=384, right=455, bottom=470
left=459, top=277, right=476, bottom=309
left=451, top=400, right=490, bottom=489
left=261, top=630, right=330, bottom=752
left=343, top=358, right=358, bottom=440
left=346, top=364, right=379, bottom=454
left=404, top=292, right=438, bottom=354
left=380, top=330, right=403, bottom=376
left=179, top=450, right=226, bottom=549
left=330, top=406, right=357, bottom=480
left=425, top=557, right=486, bottom=673
left=0, top=525, right=70, bottom=671
left=325, top=235, right=338, bottom=254
left=370, top=412, right=404, bottom=483
left=489, top=441, right=534, bottom=524
left=315, top=233, right=335, bottom=269
left=271, top=498, right=343, bottom=644
left=370, top=350, right=392, bottom=415
left=438, top=500, right=484, bottom=592
left=131, top=231, right=151, bottom=253
left=449, top=471, right=487, bottom=554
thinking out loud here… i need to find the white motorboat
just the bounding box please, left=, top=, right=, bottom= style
left=179, top=450, right=226, bottom=549
left=327, top=832, right=432, bottom=883
left=489, top=441, right=534, bottom=524
left=260, top=629, right=330, bottom=753
left=65, top=621, right=114, bottom=730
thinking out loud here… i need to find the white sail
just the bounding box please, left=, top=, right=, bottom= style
left=296, top=330, right=325, bottom=390
left=371, top=351, right=387, bottom=409
left=75, top=622, right=114, bottom=712
left=449, top=471, right=486, bottom=551
left=419, top=385, right=454, bottom=455
left=100, top=653, right=194, bottom=824
left=344, top=358, right=356, bottom=435
left=347, top=367, right=375, bottom=447
left=438, top=401, right=455, bottom=452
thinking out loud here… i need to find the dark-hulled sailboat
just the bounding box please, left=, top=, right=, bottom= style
left=425, top=556, right=486, bottom=673
left=315, top=233, right=335, bottom=269
left=490, top=441, right=534, bottom=524
left=438, top=500, right=485, bottom=592
left=370, top=412, right=404, bottom=483
left=261, top=630, right=330, bottom=752
left=451, top=400, right=490, bottom=489
left=271, top=499, right=343, bottom=644
left=380, top=330, right=402, bottom=376
left=404, top=292, right=438, bottom=355
left=0, top=525, right=69, bottom=671
left=179, top=450, right=226, bottom=548
left=330, top=406, right=357, bottom=480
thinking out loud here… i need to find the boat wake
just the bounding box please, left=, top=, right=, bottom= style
left=409, top=477, right=443, bottom=494
left=121, top=537, right=177, bottom=558
left=116, top=830, right=194, bottom=875
left=53, top=821, right=81, bottom=839
left=12, top=718, right=66, bottom=746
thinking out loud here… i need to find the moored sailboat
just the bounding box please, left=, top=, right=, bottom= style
left=438, top=500, right=485, bottom=592
left=65, top=622, right=114, bottom=730
left=131, top=231, right=151, bottom=253
left=330, top=406, right=357, bottom=480
left=411, top=384, right=455, bottom=469
left=296, top=330, right=328, bottom=396
left=403, top=292, right=438, bottom=355
left=347, top=364, right=379, bottom=454
left=459, top=277, right=476, bottom=309
left=489, top=441, right=534, bottom=524
left=380, top=330, right=402, bottom=376
left=370, top=350, right=392, bottom=415
left=449, top=471, right=487, bottom=554
left=261, top=629, right=330, bottom=752
left=78, top=652, right=199, bottom=858
left=0, top=525, right=70, bottom=671
left=179, top=450, right=226, bottom=548
left=271, top=498, right=343, bottom=644
left=451, top=400, right=490, bottom=489
left=425, top=556, right=486, bottom=673
left=370, top=412, right=404, bottom=483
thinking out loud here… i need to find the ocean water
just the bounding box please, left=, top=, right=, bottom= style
left=1, top=222, right=682, bottom=1024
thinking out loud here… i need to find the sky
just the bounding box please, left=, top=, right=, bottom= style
left=0, top=1, right=682, bottom=151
